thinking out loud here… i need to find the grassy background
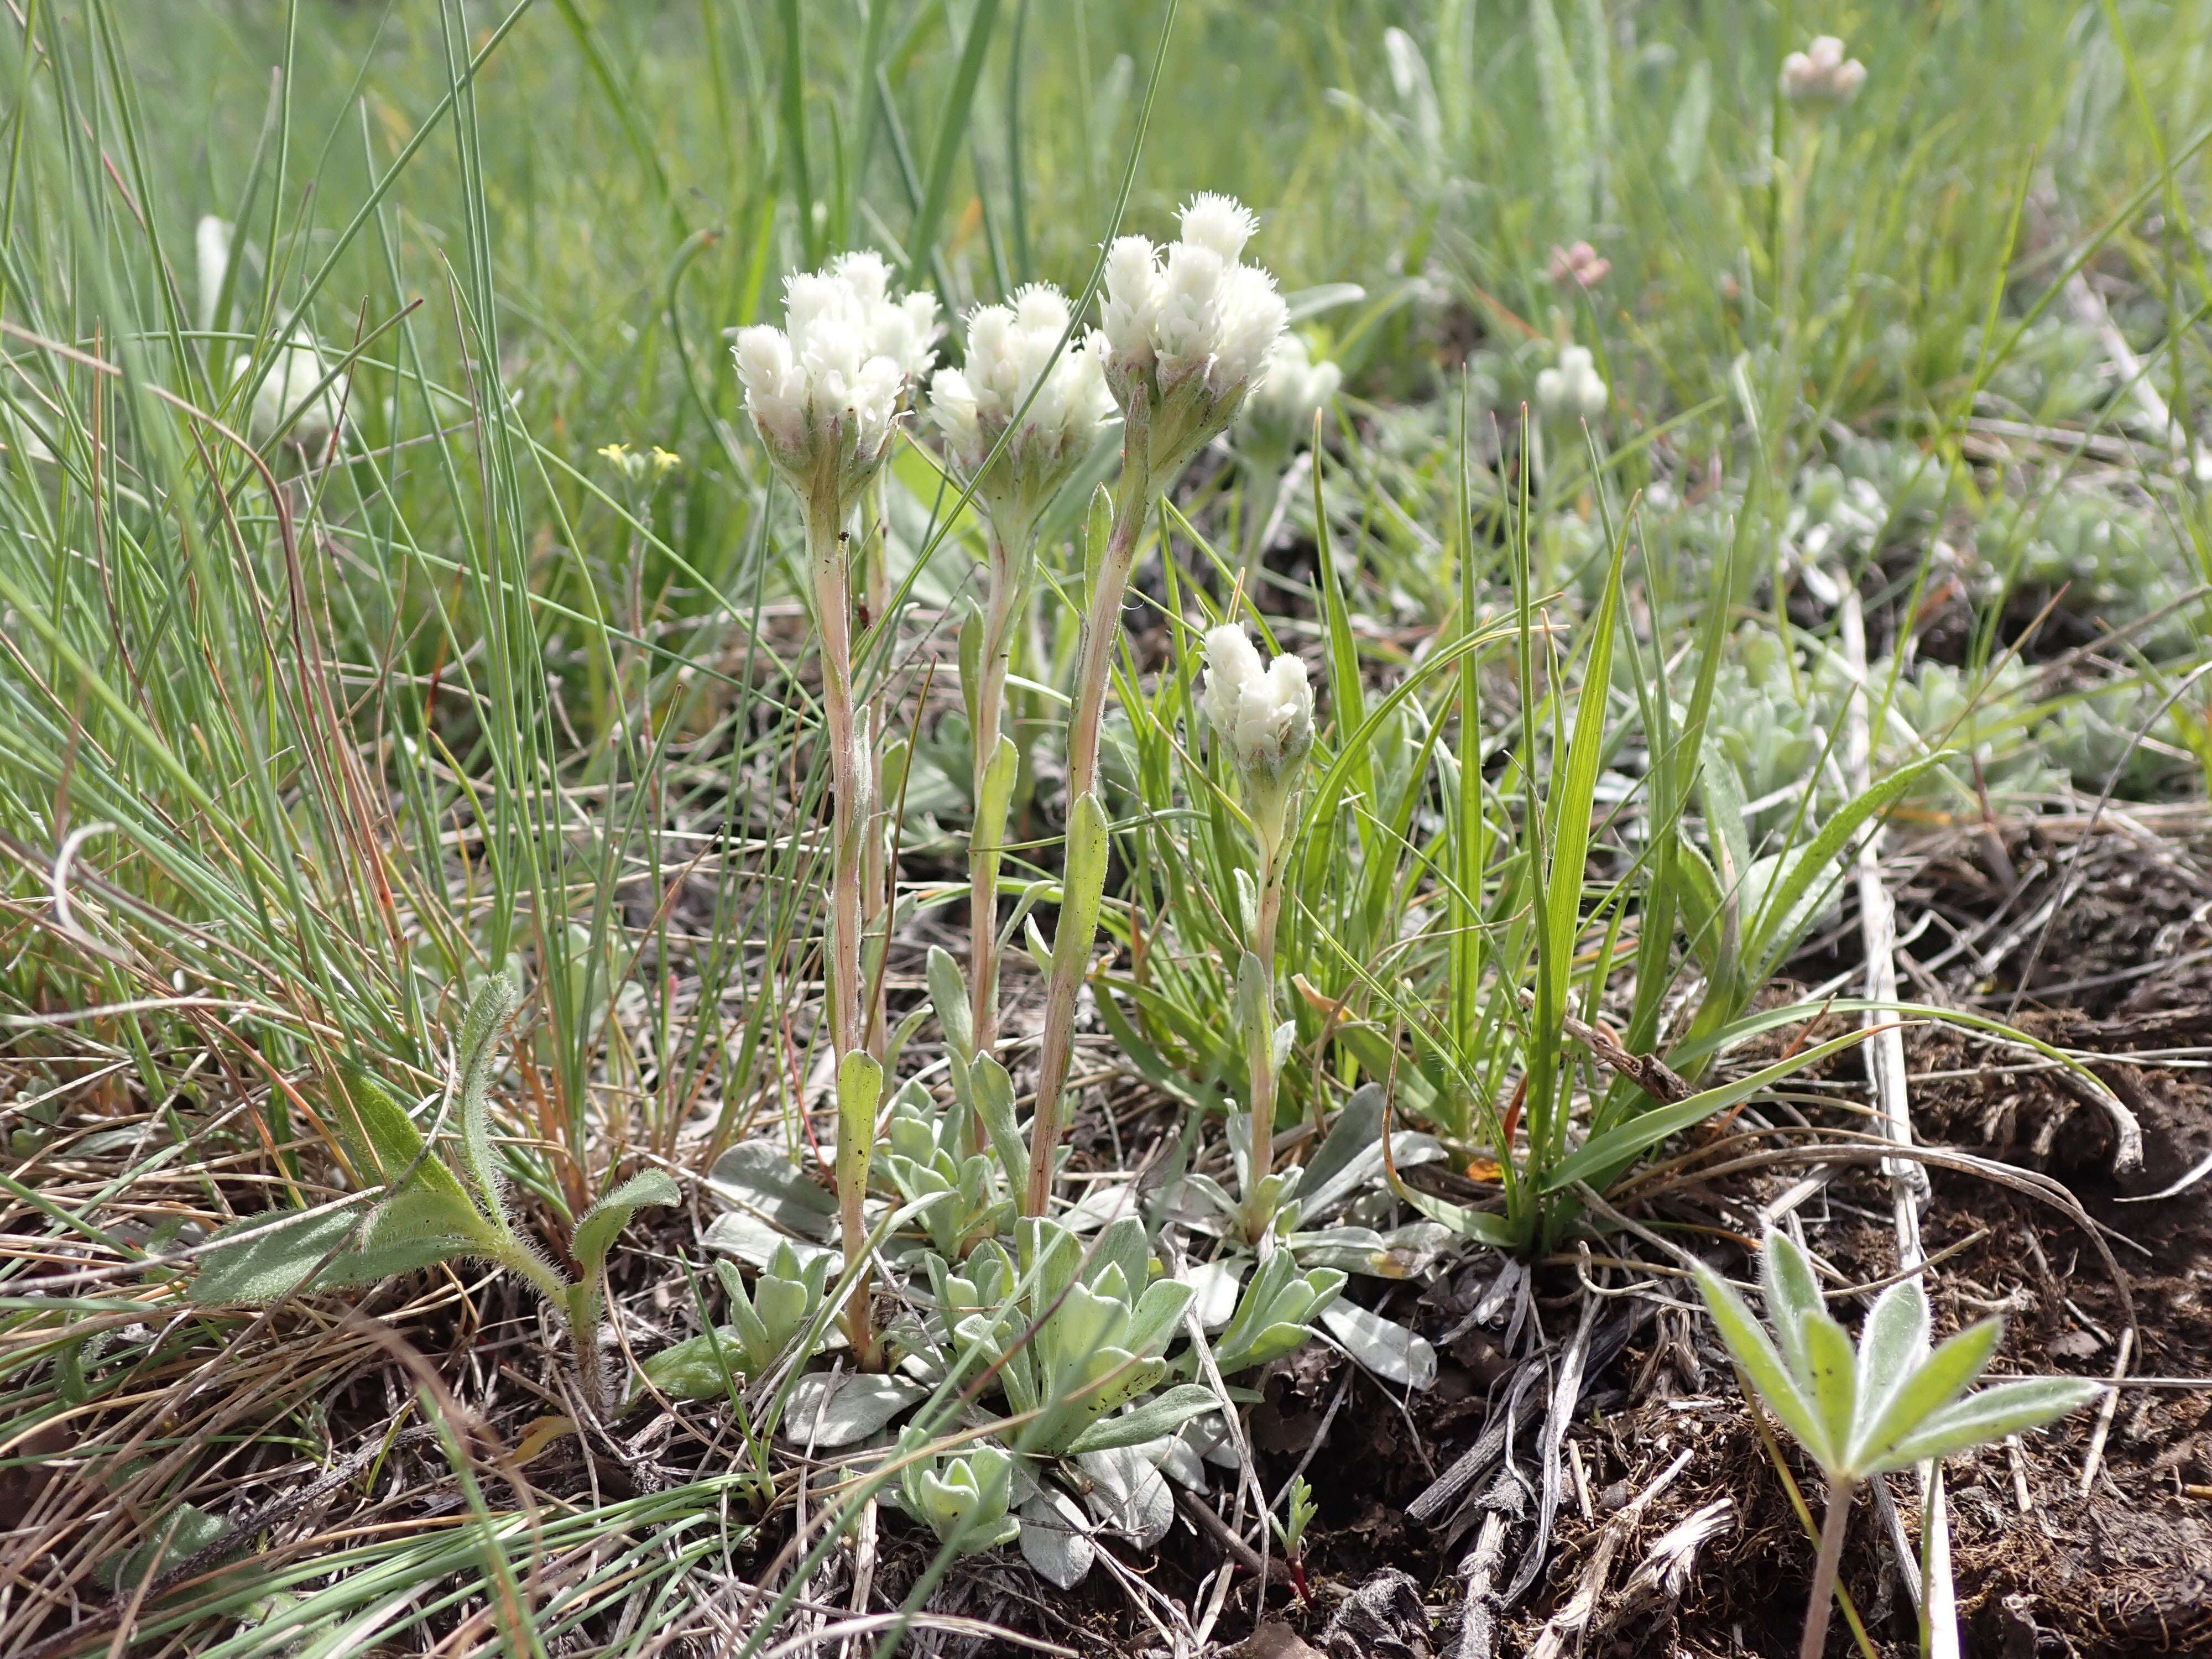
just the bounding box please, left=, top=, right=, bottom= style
left=6, top=0, right=2212, bottom=1653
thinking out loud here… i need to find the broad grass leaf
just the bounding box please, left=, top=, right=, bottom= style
left=1745, top=753, right=1946, bottom=981
left=570, top=1168, right=680, bottom=1279
left=1538, top=1028, right=1876, bottom=1194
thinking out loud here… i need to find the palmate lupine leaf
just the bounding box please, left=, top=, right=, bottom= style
left=1698, top=1229, right=2103, bottom=1484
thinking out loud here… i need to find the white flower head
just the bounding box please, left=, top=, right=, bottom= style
left=1238, top=331, right=1341, bottom=459
left=1201, top=623, right=1315, bottom=834
left=1536, top=344, right=1608, bottom=423
left=1781, top=36, right=1866, bottom=107
left=928, top=280, right=1113, bottom=548
left=1097, top=194, right=1287, bottom=491
left=238, top=327, right=344, bottom=459
left=733, top=254, right=938, bottom=507
left=1180, top=193, right=1259, bottom=263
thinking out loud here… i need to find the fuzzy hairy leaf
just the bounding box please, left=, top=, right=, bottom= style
left=1693, top=1261, right=1832, bottom=1467
left=1065, top=1384, right=1222, bottom=1453
left=571, top=1168, right=680, bottom=1280
left=1850, top=1316, right=2002, bottom=1472
left=1761, top=1229, right=1827, bottom=1389
left=1875, top=1377, right=2103, bottom=1470
left=457, top=972, right=522, bottom=1217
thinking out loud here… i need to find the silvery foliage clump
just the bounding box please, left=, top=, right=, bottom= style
left=894, top=1425, right=1020, bottom=1555
left=731, top=250, right=938, bottom=514
left=928, top=283, right=1114, bottom=546
left=1098, top=192, right=1288, bottom=488
left=931, top=1217, right=1206, bottom=1458
left=639, top=1243, right=832, bottom=1400
left=1535, top=344, right=1608, bottom=423
left=1235, top=330, right=1341, bottom=469
left=1695, top=1229, right=2101, bottom=1485
left=879, top=1079, right=1013, bottom=1260
left=1210, top=1249, right=1345, bottom=1374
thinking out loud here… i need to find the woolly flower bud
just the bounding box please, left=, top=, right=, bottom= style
left=239, top=328, right=343, bottom=458
left=1180, top=192, right=1259, bottom=263
left=1536, top=345, right=1608, bottom=423
left=1202, top=623, right=1314, bottom=833
left=733, top=254, right=936, bottom=505
left=1780, top=36, right=1866, bottom=107
left=1097, top=194, right=1287, bottom=489
left=1101, top=236, right=1163, bottom=377
left=929, top=282, right=1112, bottom=542
left=1239, top=332, right=1339, bottom=456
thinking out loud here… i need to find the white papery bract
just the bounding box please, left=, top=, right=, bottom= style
left=1201, top=623, right=1315, bottom=841
left=732, top=254, right=939, bottom=514
left=1780, top=36, right=1867, bottom=108
left=1237, top=332, right=1342, bottom=463
left=1536, top=345, right=1608, bottom=424
left=1098, top=195, right=1288, bottom=490
left=928, top=283, right=1112, bottom=546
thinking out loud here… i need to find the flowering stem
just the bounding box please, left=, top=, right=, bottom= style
left=1024, top=404, right=1153, bottom=1218
left=1240, top=818, right=1287, bottom=1241
left=806, top=487, right=877, bottom=1365
left=859, top=483, right=892, bottom=1063
left=967, top=528, right=1026, bottom=1065
left=1799, top=1476, right=1855, bottom=1659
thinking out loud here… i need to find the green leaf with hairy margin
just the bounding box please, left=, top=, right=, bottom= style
left=1802, top=1310, right=1860, bottom=1460
left=1065, top=1384, right=1222, bottom=1453
left=928, top=945, right=973, bottom=1064
left=456, top=972, right=521, bottom=1218
left=571, top=1168, right=681, bottom=1280
left=1850, top=1316, right=2002, bottom=1471
left=1875, top=1377, right=2103, bottom=1471
left=1693, top=1261, right=1833, bottom=1467
left=836, top=1050, right=883, bottom=1222
left=1852, top=1277, right=1933, bottom=1441
left=967, top=1053, right=1028, bottom=1194
left=1761, top=1229, right=1827, bottom=1387
left=1053, top=791, right=1109, bottom=988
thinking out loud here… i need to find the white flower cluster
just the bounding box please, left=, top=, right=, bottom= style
left=731, top=251, right=938, bottom=508
left=1098, top=194, right=1288, bottom=484
left=1781, top=36, right=1866, bottom=108
left=1536, top=345, right=1608, bottom=424
left=239, top=328, right=345, bottom=460
left=928, top=283, right=1112, bottom=537
left=1201, top=623, right=1314, bottom=837
left=1238, top=332, right=1342, bottom=461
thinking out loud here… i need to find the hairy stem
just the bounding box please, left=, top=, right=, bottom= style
left=1025, top=405, right=1152, bottom=1217
left=1244, top=822, right=1286, bottom=1236
left=968, top=530, right=1025, bottom=1064
left=1800, top=1475, right=1855, bottom=1659
left=808, top=489, right=877, bottom=1364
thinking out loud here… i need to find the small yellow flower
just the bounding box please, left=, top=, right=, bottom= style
left=649, top=446, right=681, bottom=476
left=597, top=442, right=633, bottom=469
